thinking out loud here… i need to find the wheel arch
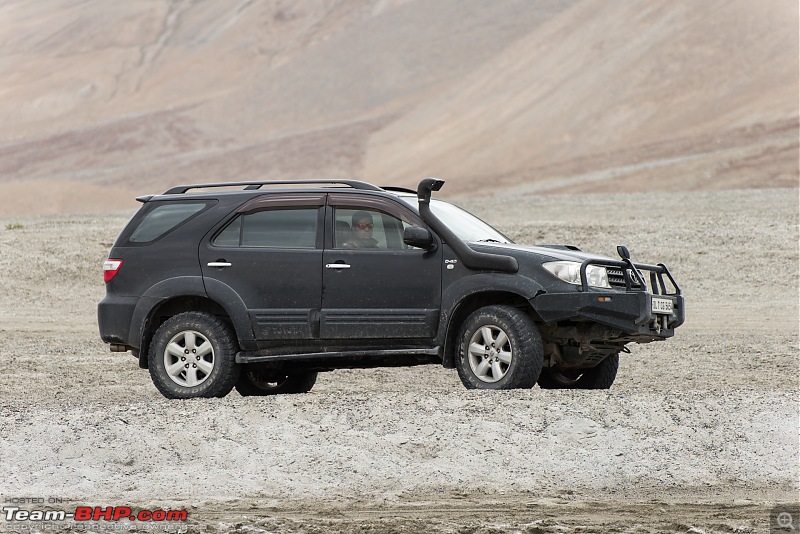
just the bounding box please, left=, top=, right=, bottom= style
left=129, top=277, right=255, bottom=369
left=442, top=290, right=537, bottom=368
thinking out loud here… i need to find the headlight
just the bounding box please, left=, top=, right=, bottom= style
left=543, top=261, right=610, bottom=288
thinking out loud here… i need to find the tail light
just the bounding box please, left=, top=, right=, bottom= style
left=103, top=259, right=123, bottom=283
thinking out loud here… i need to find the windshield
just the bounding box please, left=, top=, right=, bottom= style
left=399, top=197, right=512, bottom=244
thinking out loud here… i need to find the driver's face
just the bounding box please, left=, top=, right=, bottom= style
left=353, top=219, right=373, bottom=234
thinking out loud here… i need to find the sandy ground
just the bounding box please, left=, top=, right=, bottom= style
left=0, top=188, right=797, bottom=533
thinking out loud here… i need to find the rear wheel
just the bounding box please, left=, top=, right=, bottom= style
left=148, top=312, right=240, bottom=399
left=456, top=305, right=543, bottom=390
left=538, top=353, right=619, bottom=389
left=235, top=368, right=318, bottom=396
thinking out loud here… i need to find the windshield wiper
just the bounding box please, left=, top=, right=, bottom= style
left=477, top=239, right=503, bottom=243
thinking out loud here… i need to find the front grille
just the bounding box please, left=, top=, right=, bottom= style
left=581, top=257, right=680, bottom=297
left=607, top=268, right=644, bottom=289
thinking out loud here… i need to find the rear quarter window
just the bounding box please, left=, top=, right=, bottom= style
left=124, top=201, right=213, bottom=244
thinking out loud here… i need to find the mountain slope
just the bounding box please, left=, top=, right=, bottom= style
left=0, top=0, right=795, bottom=215
left=363, top=0, right=798, bottom=191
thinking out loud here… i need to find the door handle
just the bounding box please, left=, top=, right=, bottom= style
left=325, top=263, right=351, bottom=269
left=207, top=262, right=232, bottom=268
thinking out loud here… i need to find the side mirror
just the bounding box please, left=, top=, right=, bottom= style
left=617, top=245, right=631, bottom=260
left=403, top=226, right=435, bottom=250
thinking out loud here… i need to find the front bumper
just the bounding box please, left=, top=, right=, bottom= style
left=532, top=290, right=685, bottom=339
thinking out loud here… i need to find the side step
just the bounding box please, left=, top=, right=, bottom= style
left=236, top=347, right=441, bottom=364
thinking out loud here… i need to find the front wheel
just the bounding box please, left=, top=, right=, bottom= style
left=148, top=312, right=240, bottom=399
left=538, top=353, right=619, bottom=389
left=235, top=368, right=318, bottom=396
left=456, top=305, right=543, bottom=390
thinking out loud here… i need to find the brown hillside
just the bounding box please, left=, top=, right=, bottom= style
left=364, top=0, right=799, bottom=192
left=0, top=0, right=796, bottom=216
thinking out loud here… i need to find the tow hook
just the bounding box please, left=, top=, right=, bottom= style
left=651, top=318, right=662, bottom=334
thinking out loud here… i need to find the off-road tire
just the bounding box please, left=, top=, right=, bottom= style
left=148, top=312, right=240, bottom=399
left=235, top=369, right=318, bottom=396
left=538, top=353, right=619, bottom=390
left=456, top=305, right=543, bottom=390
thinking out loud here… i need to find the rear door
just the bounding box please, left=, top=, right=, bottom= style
left=320, top=194, right=442, bottom=340
left=199, top=193, right=325, bottom=340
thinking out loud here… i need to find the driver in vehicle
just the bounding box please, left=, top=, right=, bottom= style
left=345, top=211, right=379, bottom=248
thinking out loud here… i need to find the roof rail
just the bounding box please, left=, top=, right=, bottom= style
left=163, top=180, right=383, bottom=195
left=380, top=186, right=417, bottom=194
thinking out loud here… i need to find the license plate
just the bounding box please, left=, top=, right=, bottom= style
left=651, top=297, right=674, bottom=314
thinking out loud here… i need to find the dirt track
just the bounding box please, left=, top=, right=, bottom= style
left=0, top=188, right=797, bottom=533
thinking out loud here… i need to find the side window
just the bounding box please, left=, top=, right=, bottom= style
left=333, top=208, right=415, bottom=250
left=213, top=216, right=241, bottom=246
left=128, top=202, right=209, bottom=243
left=213, top=208, right=318, bottom=248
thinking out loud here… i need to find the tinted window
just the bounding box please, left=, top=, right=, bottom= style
left=213, top=216, right=241, bottom=246
left=129, top=203, right=207, bottom=243
left=214, top=209, right=318, bottom=248
left=334, top=208, right=414, bottom=250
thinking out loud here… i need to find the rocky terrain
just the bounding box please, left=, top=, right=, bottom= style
left=0, top=187, right=797, bottom=533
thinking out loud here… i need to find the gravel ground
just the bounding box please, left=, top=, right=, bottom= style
left=0, top=188, right=797, bottom=533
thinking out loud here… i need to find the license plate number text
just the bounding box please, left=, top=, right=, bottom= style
left=652, top=297, right=673, bottom=314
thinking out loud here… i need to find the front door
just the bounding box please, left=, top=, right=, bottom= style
left=320, top=194, right=442, bottom=340
left=200, top=193, right=325, bottom=340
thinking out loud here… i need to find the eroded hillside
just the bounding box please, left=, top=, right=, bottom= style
left=0, top=0, right=796, bottom=215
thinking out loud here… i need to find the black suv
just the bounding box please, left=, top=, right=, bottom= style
left=98, top=178, right=684, bottom=399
